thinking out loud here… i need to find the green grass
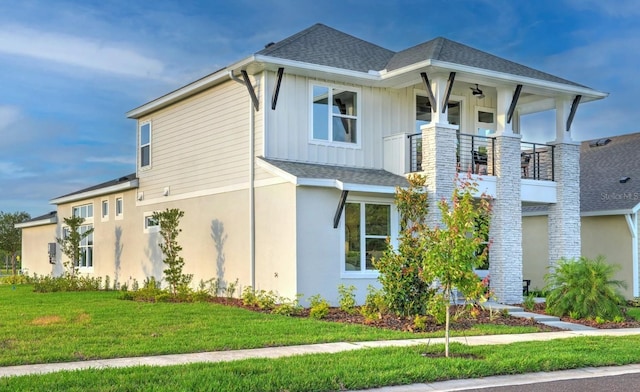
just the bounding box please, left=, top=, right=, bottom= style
left=0, top=285, right=542, bottom=366
left=3, top=335, right=640, bottom=391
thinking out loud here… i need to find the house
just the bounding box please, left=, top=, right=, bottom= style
left=523, top=133, right=640, bottom=299
left=18, top=23, right=606, bottom=305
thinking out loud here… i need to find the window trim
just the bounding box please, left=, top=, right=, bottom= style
left=475, top=106, right=496, bottom=136
left=115, top=196, right=124, bottom=220
left=72, top=203, right=94, bottom=223
left=340, top=196, right=398, bottom=278
left=139, top=121, right=152, bottom=169
left=61, top=223, right=94, bottom=271
left=143, top=212, right=159, bottom=233
left=101, top=199, right=109, bottom=222
left=309, top=82, right=361, bottom=148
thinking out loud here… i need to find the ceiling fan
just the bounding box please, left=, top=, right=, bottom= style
left=470, top=84, right=485, bottom=99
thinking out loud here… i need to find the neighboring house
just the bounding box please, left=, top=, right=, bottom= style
left=18, top=24, right=606, bottom=305
left=524, top=133, right=640, bottom=299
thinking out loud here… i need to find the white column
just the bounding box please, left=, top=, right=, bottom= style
left=495, top=87, right=515, bottom=136
left=430, top=74, right=449, bottom=125
left=555, top=98, right=574, bottom=143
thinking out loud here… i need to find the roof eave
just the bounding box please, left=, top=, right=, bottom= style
left=50, top=179, right=139, bottom=205
left=126, top=56, right=257, bottom=119
left=15, top=217, right=57, bottom=229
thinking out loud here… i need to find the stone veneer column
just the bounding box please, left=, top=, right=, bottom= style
left=421, top=123, right=457, bottom=227
left=548, top=142, right=581, bottom=268
left=489, top=134, right=523, bottom=304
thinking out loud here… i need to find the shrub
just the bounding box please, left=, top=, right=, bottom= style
left=522, top=293, right=536, bottom=311
left=0, top=274, right=30, bottom=285
left=360, top=285, right=387, bottom=322
left=337, top=284, right=357, bottom=314
left=545, top=256, right=626, bottom=321
left=308, top=294, right=330, bottom=320
left=272, top=294, right=303, bottom=316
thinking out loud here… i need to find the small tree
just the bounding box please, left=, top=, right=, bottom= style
left=0, top=211, right=30, bottom=275
left=152, top=208, right=192, bottom=294
left=374, top=174, right=436, bottom=316
left=421, top=174, right=492, bottom=357
left=56, top=215, right=94, bottom=277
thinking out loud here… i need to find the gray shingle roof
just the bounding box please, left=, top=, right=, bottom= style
left=23, top=211, right=57, bottom=224
left=54, top=173, right=137, bottom=200
left=257, top=23, right=586, bottom=88
left=386, top=37, right=585, bottom=88
left=257, top=23, right=395, bottom=73
left=580, top=133, right=640, bottom=213
left=260, top=158, right=409, bottom=188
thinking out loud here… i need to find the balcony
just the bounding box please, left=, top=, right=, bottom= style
left=408, top=132, right=555, bottom=181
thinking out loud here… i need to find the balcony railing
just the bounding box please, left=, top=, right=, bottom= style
left=408, top=132, right=555, bottom=181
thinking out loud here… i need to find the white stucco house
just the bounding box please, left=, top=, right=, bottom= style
left=17, top=23, right=607, bottom=305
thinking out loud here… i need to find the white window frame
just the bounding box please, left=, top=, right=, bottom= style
left=143, top=212, right=159, bottom=233
left=101, top=199, right=109, bottom=221
left=115, top=196, right=124, bottom=220
left=309, top=82, right=361, bottom=148
left=414, top=91, right=464, bottom=131
left=139, top=121, right=151, bottom=169
left=475, top=106, right=496, bottom=136
left=72, top=203, right=93, bottom=221
left=340, top=196, right=398, bottom=278
left=61, top=223, right=94, bottom=271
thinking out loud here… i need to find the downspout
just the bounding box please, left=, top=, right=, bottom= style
left=229, top=71, right=256, bottom=289
left=626, top=210, right=639, bottom=297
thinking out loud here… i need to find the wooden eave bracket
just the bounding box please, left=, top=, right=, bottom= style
left=271, top=67, right=284, bottom=110
left=507, top=84, right=523, bottom=124
left=241, top=70, right=260, bottom=111
left=566, top=95, right=582, bottom=132
left=333, top=190, right=349, bottom=229
left=441, top=72, right=456, bottom=113
left=420, top=72, right=437, bottom=113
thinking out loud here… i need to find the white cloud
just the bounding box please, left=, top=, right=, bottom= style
left=0, top=161, right=36, bottom=179
left=0, top=25, right=166, bottom=80
left=0, top=106, right=21, bottom=130
left=85, top=156, right=135, bottom=165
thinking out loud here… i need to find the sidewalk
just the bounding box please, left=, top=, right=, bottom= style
left=2, top=328, right=640, bottom=379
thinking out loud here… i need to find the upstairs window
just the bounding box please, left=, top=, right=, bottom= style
left=72, top=204, right=93, bottom=220
left=115, top=197, right=123, bottom=219
left=311, top=84, right=359, bottom=145
left=139, top=122, right=151, bottom=168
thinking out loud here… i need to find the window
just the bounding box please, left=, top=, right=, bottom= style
left=344, top=202, right=391, bottom=273
left=311, top=84, right=359, bottom=144
left=61, top=224, right=93, bottom=268
left=415, top=95, right=461, bottom=132
left=72, top=204, right=93, bottom=219
left=78, top=225, right=93, bottom=268
left=101, top=200, right=109, bottom=220
left=115, top=197, right=123, bottom=218
left=476, top=107, right=496, bottom=136
left=144, top=214, right=159, bottom=233
left=139, top=122, right=151, bottom=168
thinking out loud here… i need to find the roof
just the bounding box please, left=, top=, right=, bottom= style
left=257, top=23, right=395, bottom=73
left=386, top=37, right=585, bottom=88
left=50, top=173, right=138, bottom=205
left=129, top=23, right=605, bottom=119
left=15, top=210, right=57, bottom=229
left=580, top=133, right=640, bottom=214
left=259, top=158, right=408, bottom=192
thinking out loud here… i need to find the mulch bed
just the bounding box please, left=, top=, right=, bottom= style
left=527, top=302, right=640, bottom=329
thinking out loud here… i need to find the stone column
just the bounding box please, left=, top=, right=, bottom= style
left=548, top=142, right=581, bottom=267
left=421, top=123, right=457, bottom=227
left=489, top=133, right=523, bottom=304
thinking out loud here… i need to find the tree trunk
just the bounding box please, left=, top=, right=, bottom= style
left=445, top=290, right=450, bottom=358
left=11, top=252, right=17, bottom=276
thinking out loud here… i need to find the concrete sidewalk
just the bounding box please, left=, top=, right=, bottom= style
left=2, top=328, right=640, bottom=379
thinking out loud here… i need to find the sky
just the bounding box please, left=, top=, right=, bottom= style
left=1, top=0, right=639, bottom=217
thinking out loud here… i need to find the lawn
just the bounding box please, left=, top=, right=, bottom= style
left=3, top=335, right=640, bottom=391
left=0, top=285, right=544, bottom=366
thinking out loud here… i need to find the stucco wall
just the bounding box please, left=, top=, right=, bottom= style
left=20, top=223, right=56, bottom=276
left=523, top=214, right=635, bottom=299
left=582, top=215, right=633, bottom=299
left=522, top=215, right=549, bottom=292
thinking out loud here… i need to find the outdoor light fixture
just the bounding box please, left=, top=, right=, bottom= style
left=620, top=176, right=631, bottom=183
left=471, top=84, right=485, bottom=99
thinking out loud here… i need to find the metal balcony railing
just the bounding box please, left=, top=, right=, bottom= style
left=408, top=132, right=556, bottom=181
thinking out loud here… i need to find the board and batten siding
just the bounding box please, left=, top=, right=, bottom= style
left=137, top=78, right=262, bottom=199
left=264, top=73, right=409, bottom=169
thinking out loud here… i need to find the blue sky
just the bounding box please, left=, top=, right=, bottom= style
left=1, top=0, right=639, bottom=217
